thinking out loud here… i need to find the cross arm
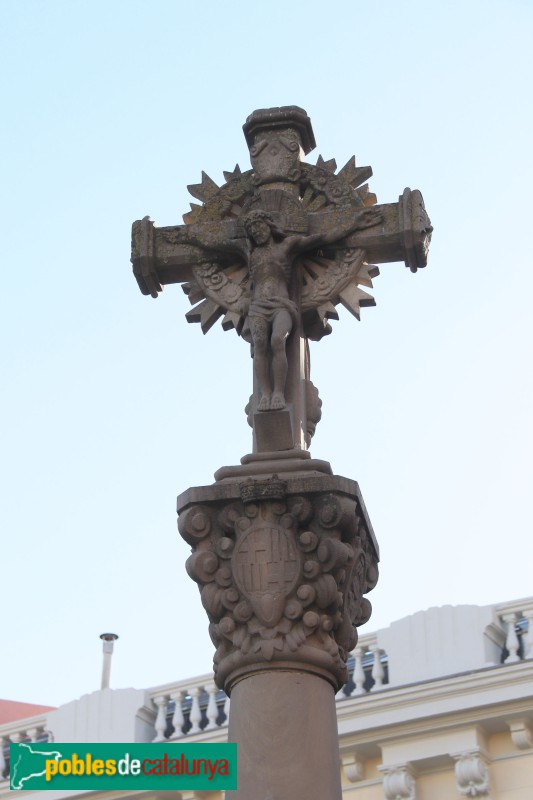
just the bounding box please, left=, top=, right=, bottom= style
left=308, top=188, right=432, bottom=272
left=131, top=217, right=244, bottom=298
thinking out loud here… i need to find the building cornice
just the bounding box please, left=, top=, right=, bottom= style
left=337, top=660, right=533, bottom=745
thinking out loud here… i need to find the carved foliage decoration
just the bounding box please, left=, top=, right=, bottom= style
left=382, top=767, right=417, bottom=800
left=249, top=128, right=302, bottom=186
left=454, top=753, right=490, bottom=798
left=300, top=155, right=376, bottom=211
left=178, top=484, right=378, bottom=691
left=182, top=153, right=376, bottom=227
left=185, top=262, right=249, bottom=335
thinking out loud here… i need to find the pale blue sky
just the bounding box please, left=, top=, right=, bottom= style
left=1, top=0, right=532, bottom=707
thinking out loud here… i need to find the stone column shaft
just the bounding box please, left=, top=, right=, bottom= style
left=227, top=671, right=341, bottom=800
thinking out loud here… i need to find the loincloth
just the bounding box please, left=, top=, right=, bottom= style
left=248, top=296, right=298, bottom=324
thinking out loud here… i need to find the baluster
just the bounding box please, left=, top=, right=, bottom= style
left=523, top=611, right=533, bottom=660
left=8, top=729, right=24, bottom=777
left=0, top=736, right=6, bottom=779
left=350, top=646, right=366, bottom=695
left=223, top=693, right=230, bottom=724
left=335, top=685, right=346, bottom=701
left=336, top=669, right=347, bottom=700
left=170, top=690, right=185, bottom=739
left=502, top=613, right=520, bottom=663
left=152, top=695, right=169, bottom=742
left=188, top=687, right=202, bottom=734
left=26, top=727, right=40, bottom=743
left=370, top=645, right=384, bottom=689
left=204, top=683, right=219, bottom=730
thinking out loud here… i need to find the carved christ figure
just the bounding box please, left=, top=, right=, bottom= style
left=179, top=207, right=380, bottom=411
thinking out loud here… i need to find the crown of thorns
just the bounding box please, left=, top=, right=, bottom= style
left=243, top=210, right=276, bottom=232
left=244, top=210, right=288, bottom=242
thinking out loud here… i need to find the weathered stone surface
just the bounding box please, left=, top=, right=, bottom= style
left=253, top=409, right=293, bottom=451
left=242, top=106, right=317, bottom=154
left=226, top=671, right=341, bottom=800
left=177, top=472, right=379, bottom=695
left=213, top=449, right=333, bottom=481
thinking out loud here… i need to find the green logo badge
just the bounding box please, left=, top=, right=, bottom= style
left=10, top=742, right=237, bottom=790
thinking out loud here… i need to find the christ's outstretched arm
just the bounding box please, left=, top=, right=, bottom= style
left=285, top=207, right=382, bottom=256
left=176, top=226, right=247, bottom=259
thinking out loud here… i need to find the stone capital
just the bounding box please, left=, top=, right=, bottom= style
left=178, top=472, right=379, bottom=694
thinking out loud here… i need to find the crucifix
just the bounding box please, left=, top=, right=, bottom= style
left=131, top=107, right=432, bottom=800
left=131, top=106, right=432, bottom=453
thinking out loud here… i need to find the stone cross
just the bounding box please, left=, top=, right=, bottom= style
left=131, top=106, right=432, bottom=800
left=131, top=106, right=432, bottom=452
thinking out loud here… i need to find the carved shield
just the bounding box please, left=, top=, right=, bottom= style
left=233, top=525, right=300, bottom=627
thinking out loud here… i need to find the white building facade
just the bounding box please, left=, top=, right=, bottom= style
left=2, top=595, right=532, bottom=800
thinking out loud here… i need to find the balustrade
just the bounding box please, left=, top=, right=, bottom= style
left=496, top=598, right=533, bottom=664
left=145, top=600, right=532, bottom=738
left=336, top=635, right=390, bottom=700
left=149, top=678, right=230, bottom=741
left=148, top=643, right=391, bottom=741
left=0, top=720, right=50, bottom=782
